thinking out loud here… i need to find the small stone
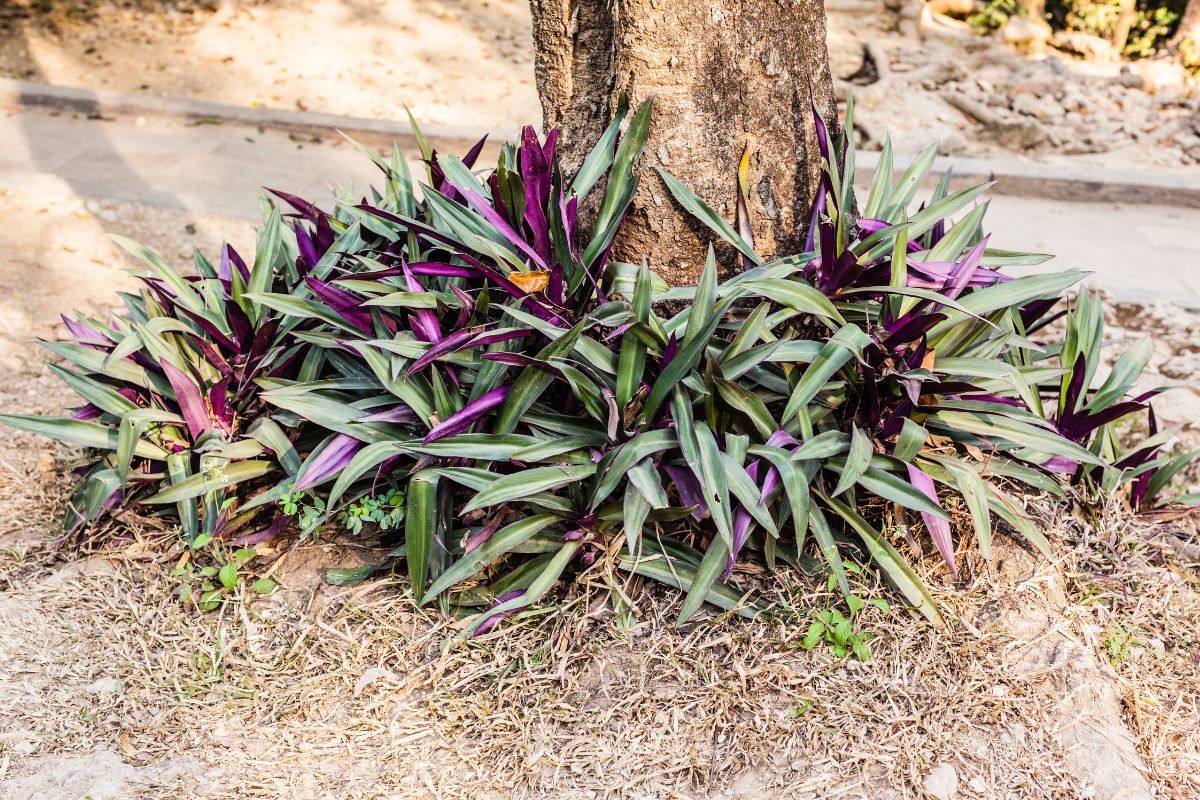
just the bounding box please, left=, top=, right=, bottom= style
left=968, top=776, right=987, bottom=793
left=1001, top=15, right=1050, bottom=44
left=940, top=130, right=968, bottom=155
left=923, top=763, right=958, bottom=800
left=87, top=676, right=124, bottom=694
left=1051, top=31, right=1118, bottom=62
left=1012, top=92, right=1064, bottom=123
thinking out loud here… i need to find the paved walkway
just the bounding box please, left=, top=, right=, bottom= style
left=2, top=105, right=1198, bottom=307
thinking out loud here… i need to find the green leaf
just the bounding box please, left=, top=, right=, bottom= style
left=622, top=485, right=652, bottom=552
left=463, top=541, right=582, bottom=637
left=1088, top=337, right=1152, bottom=412
left=589, top=429, right=677, bottom=509
left=821, top=493, right=943, bottom=626
left=146, top=460, right=274, bottom=504
left=749, top=446, right=812, bottom=549
left=627, top=459, right=668, bottom=509
left=111, top=235, right=204, bottom=313
left=656, top=168, right=761, bottom=265
left=943, top=459, right=992, bottom=558
left=492, top=321, right=584, bottom=434
left=421, top=514, right=561, bottom=603
left=0, top=415, right=167, bottom=460
left=616, top=265, right=652, bottom=410
left=117, top=409, right=182, bottom=482
left=218, top=562, right=237, bottom=591
left=406, top=471, right=440, bottom=603
left=854, top=464, right=949, bottom=519
left=693, top=422, right=734, bottom=547
left=720, top=453, right=778, bottom=535
left=47, top=365, right=138, bottom=416
left=250, top=578, right=277, bottom=594
left=782, top=324, right=871, bottom=423
left=677, top=536, right=732, bottom=625
left=832, top=425, right=872, bottom=497
left=464, top=464, right=597, bottom=514
left=715, top=379, right=775, bottom=439
left=880, top=144, right=936, bottom=221
left=734, top=279, right=844, bottom=325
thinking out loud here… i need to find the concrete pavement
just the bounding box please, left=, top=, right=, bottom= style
left=2, top=105, right=1198, bottom=307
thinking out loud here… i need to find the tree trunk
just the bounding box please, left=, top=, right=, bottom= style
left=1109, top=0, right=1137, bottom=55
left=1173, top=0, right=1200, bottom=58
left=528, top=0, right=837, bottom=286
left=1019, top=0, right=1045, bottom=22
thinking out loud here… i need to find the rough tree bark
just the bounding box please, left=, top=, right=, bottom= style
left=528, top=0, right=837, bottom=286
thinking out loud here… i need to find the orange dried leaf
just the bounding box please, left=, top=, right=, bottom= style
left=509, top=270, right=551, bottom=293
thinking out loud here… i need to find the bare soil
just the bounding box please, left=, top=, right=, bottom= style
left=2, top=0, right=1200, bottom=169
left=0, top=0, right=540, bottom=130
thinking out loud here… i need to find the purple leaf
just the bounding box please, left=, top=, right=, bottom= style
left=453, top=184, right=548, bottom=271
left=160, top=360, right=211, bottom=440
left=661, top=333, right=678, bottom=370
left=305, top=277, right=373, bottom=333
left=805, top=182, right=827, bottom=253
left=906, top=464, right=957, bottom=576
left=520, top=126, right=554, bottom=267
left=726, top=461, right=761, bottom=580
left=294, top=434, right=364, bottom=491
left=473, top=588, right=525, bottom=636
left=423, top=385, right=510, bottom=444
left=225, top=244, right=250, bottom=283
left=268, top=188, right=324, bottom=222
left=294, top=222, right=319, bottom=275
left=406, top=326, right=486, bottom=377
left=61, top=314, right=113, bottom=347
left=462, top=134, right=489, bottom=169
left=857, top=218, right=891, bottom=234
left=663, top=464, right=708, bottom=521
left=402, top=264, right=444, bottom=344
left=945, top=237, right=990, bottom=300
left=229, top=513, right=293, bottom=547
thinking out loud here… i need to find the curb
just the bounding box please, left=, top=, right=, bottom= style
left=0, top=78, right=515, bottom=151
left=3, top=78, right=1198, bottom=208
left=856, top=150, right=1200, bottom=209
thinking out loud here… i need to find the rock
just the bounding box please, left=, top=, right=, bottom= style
left=940, top=129, right=968, bottom=154
left=1000, top=15, right=1051, bottom=45
left=1052, top=31, right=1118, bottom=62
left=923, top=763, right=958, bottom=800
left=86, top=676, right=124, bottom=694
left=991, top=119, right=1049, bottom=150
left=1013, top=92, right=1065, bottom=122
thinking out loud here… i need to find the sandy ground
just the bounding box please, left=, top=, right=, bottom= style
left=2, top=0, right=1200, bottom=170
left=0, top=0, right=541, bottom=130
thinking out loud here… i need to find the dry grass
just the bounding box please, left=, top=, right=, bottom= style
left=0, top=333, right=1196, bottom=800
left=1059, top=498, right=1200, bottom=798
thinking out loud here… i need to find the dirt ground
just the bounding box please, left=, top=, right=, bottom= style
left=2, top=0, right=1200, bottom=168
left=0, top=0, right=540, bottom=130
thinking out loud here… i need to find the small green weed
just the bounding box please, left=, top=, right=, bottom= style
left=337, top=487, right=406, bottom=535
left=174, top=539, right=277, bottom=611
left=798, top=565, right=890, bottom=662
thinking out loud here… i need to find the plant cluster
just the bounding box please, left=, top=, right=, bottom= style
left=5, top=98, right=1194, bottom=632
left=968, top=0, right=1188, bottom=59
